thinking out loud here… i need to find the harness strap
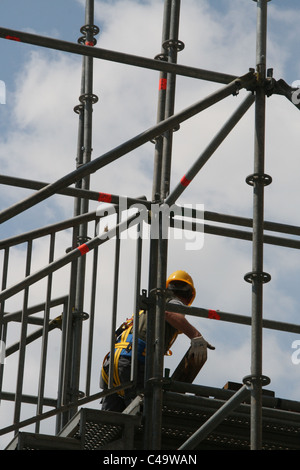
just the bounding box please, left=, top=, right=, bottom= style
left=101, top=327, right=133, bottom=396
left=101, top=311, right=179, bottom=395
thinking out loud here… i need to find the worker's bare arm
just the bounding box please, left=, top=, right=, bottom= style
left=165, top=310, right=201, bottom=339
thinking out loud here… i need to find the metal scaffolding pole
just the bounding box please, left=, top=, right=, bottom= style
left=13, top=241, right=32, bottom=427
left=144, top=0, right=171, bottom=450
left=151, top=0, right=171, bottom=202
left=58, top=0, right=99, bottom=427
left=0, top=72, right=253, bottom=224
left=178, top=384, right=250, bottom=450
left=151, top=0, right=182, bottom=450
left=0, top=247, right=9, bottom=403
left=245, top=0, right=271, bottom=450
left=0, top=26, right=237, bottom=84
left=35, top=233, right=55, bottom=433
left=73, top=0, right=98, bottom=415
left=160, top=0, right=182, bottom=200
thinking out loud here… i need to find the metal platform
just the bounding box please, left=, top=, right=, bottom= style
left=5, top=382, right=300, bottom=450
left=159, top=391, right=300, bottom=450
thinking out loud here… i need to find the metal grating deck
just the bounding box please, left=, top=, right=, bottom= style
left=5, top=383, right=300, bottom=450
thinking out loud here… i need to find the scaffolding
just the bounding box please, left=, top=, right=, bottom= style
left=0, top=0, right=300, bottom=451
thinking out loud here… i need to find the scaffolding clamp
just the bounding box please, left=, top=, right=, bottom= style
left=49, top=314, right=63, bottom=330
left=233, top=70, right=257, bottom=95
left=79, top=93, right=99, bottom=105
left=67, top=387, right=85, bottom=400
left=154, top=52, right=168, bottom=62
left=139, top=287, right=167, bottom=311
left=244, top=271, right=271, bottom=284
left=72, top=309, right=89, bottom=322
left=77, top=24, right=100, bottom=46
left=162, top=38, right=185, bottom=52
left=243, top=375, right=271, bottom=389
left=147, top=375, right=171, bottom=388
left=65, top=235, right=92, bottom=254
left=149, top=287, right=166, bottom=301
left=139, top=289, right=155, bottom=310
left=246, top=173, right=272, bottom=187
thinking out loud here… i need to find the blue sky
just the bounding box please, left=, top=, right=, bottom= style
left=0, top=1, right=82, bottom=80
left=1, top=0, right=300, bottom=91
left=1, top=0, right=300, bottom=447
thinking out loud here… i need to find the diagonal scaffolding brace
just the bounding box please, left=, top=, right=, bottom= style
left=0, top=72, right=255, bottom=225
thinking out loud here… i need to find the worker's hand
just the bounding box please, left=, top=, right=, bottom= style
left=189, top=336, right=215, bottom=365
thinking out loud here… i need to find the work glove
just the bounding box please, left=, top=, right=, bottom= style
left=189, top=336, right=215, bottom=365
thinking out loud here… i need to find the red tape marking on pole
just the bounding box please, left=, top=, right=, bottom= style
left=78, top=243, right=89, bottom=256
left=208, top=309, right=221, bottom=320
left=180, top=175, right=191, bottom=187
left=159, top=78, right=167, bottom=90
left=5, top=35, right=21, bottom=42
left=98, top=192, right=112, bottom=203
left=208, top=310, right=221, bottom=320
left=85, top=41, right=94, bottom=46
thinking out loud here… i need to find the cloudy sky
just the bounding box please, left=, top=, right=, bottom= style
left=1, top=0, right=300, bottom=448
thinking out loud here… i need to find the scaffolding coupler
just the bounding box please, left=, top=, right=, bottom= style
left=233, top=70, right=257, bottom=95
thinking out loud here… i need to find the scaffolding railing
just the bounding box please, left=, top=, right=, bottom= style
left=0, top=203, right=144, bottom=434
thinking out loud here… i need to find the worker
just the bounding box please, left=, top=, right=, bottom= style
left=100, top=270, right=215, bottom=412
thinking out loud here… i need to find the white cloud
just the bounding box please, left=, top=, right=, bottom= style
left=1, top=51, right=81, bottom=180
left=0, top=80, right=6, bottom=105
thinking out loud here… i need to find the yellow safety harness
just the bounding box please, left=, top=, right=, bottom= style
left=101, top=327, right=136, bottom=396
left=101, top=311, right=179, bottom=395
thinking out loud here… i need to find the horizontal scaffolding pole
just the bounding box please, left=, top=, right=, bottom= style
left=0, top=72, right=255, bottom=224
left=175, top=204, right=300, bottom=237
left=0, top=391, right=57, bottom=408
left=0, top=26, right=237, bottom=84
left=2, top=171, right=300, bottom=236
left=166, top=381, right=300, bottom=414
left=171, top=217, right=300, bottom=250
left=5, top=315, right=63, bottom=358
left=0, top=381, right=133, bottom=436
left=0, top=195, right=144, bottom=248
left=1, top=198, right=299, bottom=251
left=3, top=296, right=68, bottom=323
left=0, top=174, right=149, bottom=209
left=163, top=389, right=300, bottom=439
left=203, top=209, right=300, bottom=237
left=162, top=300, right=300, bottom=335
left=205, top=221, right=300, bottom=250
left=0, top=212, right=140, bottom=303
left=0, top=211, right=98, bottom=248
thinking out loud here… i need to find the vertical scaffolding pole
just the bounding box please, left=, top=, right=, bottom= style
left=160, top=0, right=182, bottom=199
left=72, top=0, right=98, bottom=411
left=0, top=248, right=9, bottom=402
left=35, top=233, right=55, bottom=432
left=151, top=0, right=172, bottom=202
left=144, top=0, right=171, bottom=449
left=150, top=0, right=182, bottom=450
left=59, top=0, right=99, bottom=425
left=245, top=0, right=271, bottom=450
left=14, top=241, right=32, bottom=427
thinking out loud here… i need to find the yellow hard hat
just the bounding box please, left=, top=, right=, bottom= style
left=166, top=270, right=196, bottom=305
